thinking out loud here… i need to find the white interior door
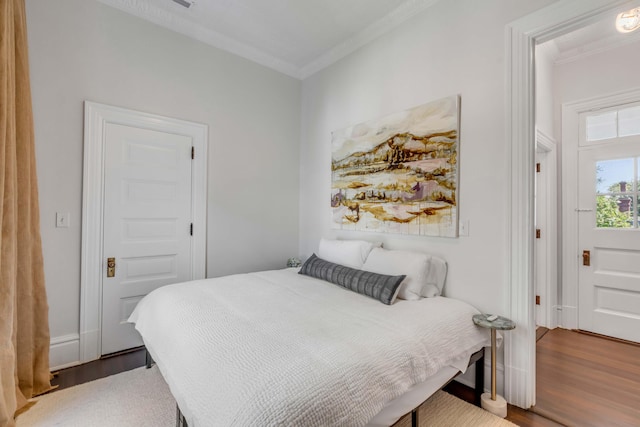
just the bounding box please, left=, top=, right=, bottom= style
left=578, top=138, right=640, bottom=343
left=101, top=123, right=193, bottom=355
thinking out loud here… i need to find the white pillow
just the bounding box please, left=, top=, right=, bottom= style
left=317, top=238, right=380, bottom=269
left=362, top=248, right=447, bottom=300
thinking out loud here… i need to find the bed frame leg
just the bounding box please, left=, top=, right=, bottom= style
left=145, top=348, right=155, bottom=369
left=411, top=408, right=419, bottom=427
left=474, top=349, right=485, bottom=406
left=176, top=405, right=188, bottom=427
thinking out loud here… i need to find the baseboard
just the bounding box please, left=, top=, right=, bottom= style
left=80, top=328, right=100, bottom=363
left=549, top=305, right=562, bottom=329
left=50, top=334, right=80, bottom=371
left=454, top=358, right=504, bottom=396
left=561, top=305, right=578, bottom=330
left=504, top=363, right=530, bottom=408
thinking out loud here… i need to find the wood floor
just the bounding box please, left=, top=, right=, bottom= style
left=49, top=329, right=640, bottom=426
left=533, top=328, right=640, bottom=427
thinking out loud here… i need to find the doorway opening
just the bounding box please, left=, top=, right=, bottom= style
left=506, top=0, right=640, bottom=410
left=529, top=3, right=640, bottom=421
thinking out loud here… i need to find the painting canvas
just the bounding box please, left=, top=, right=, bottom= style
left=331, top=95, right=460, bottom=237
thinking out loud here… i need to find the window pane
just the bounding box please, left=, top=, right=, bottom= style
left=596, top=158, right=634, bottom=193
left=619, top=105, right=640, bottom=137
left=587, top=111, right=617, bottom=141
left=596, top=195, right=633, bottom=228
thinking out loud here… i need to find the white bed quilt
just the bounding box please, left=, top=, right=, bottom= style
left=129, top=268, right=489, bottom=427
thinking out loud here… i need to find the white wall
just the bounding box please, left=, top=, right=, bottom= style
left=554, top=39, right=640, bottom=128
left=26, top=0, right=301, bottom=368
left=536, top=42, right=559, bottom=139
left=300, top=0, right=556, bottom=310
left=299, top=0, right=558, bottom=392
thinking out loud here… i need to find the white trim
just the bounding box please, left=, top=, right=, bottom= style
left=536, top=129, right=556, bottom=153
left=560, top=87, right=640, bottom=330
left=50, top=334, right=80, bottom=371
left=299, top=0, right=442, bottom=79
left=80, top=102, right=208, bottom=363
left=536, top=130, right=559, bottom=330
left=505, top=0, right=630, bottom=409
left=95, top=0, right=301, bottom=78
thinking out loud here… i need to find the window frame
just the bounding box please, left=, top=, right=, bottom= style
left=581, top=101, right=640, bottom=146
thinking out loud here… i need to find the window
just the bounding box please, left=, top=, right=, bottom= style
left=596, top=157, right=639, bottom=228
left=586, top=104, right=640, bottom=142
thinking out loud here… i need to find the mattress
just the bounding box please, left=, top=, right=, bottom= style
left=129, top=268, right=489, bottom=426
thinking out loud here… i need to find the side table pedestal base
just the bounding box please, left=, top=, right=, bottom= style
left=481, top=392, right=507, bottom=418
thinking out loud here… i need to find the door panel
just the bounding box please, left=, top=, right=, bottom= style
left=101, top=123, right=193, bottom=355
left=578, top=140, right=640, bottom=343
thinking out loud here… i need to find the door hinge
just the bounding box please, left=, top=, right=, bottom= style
left=190, top=223, right=193, bottom=236
left=536, top=295, right=540, bottom=305
left=191, top=146, right=195, bottom=159
left=536, top=163, right=541, bottom=173
left=536, top=229, right=541, bottom=239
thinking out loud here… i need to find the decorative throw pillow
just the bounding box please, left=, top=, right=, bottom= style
left=299, top=254, right=405, bottom=305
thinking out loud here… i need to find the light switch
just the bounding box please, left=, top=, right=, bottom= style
left=56, top=212, right=70, bottom=228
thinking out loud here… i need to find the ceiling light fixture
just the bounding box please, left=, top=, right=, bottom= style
left=616, top=8, right=640, bottom=33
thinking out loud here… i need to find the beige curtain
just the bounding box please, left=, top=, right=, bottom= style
left=1, top=0, right=52, bottom=425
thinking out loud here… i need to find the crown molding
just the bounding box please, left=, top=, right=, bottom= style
left=299, top=0, right=442, bottom=79
left=96, top=0, right=441, bottom=80
left=96, top=0, right=302, bottom=78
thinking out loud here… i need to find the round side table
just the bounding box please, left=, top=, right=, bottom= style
left=472, top=314, right=515, bottom=418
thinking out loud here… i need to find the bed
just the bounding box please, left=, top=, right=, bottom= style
left=129, top=258, right=490, bottom=427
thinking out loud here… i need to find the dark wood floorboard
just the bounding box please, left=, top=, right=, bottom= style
left=50, top=347, right=146, bottom=391
left=536, top=326, right=549, bottom=342
left=533, top=328, right=640, bottom=427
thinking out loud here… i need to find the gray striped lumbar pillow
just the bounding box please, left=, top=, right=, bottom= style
left=299, top=254, right=405, bottom=305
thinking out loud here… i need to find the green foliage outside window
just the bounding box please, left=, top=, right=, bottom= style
left=596, top=195, right=632, bottom=228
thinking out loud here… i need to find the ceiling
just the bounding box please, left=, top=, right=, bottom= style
left=551, top=8, right=640, bottom=63
left=95, top=1, right=640, bottom=77
left=96, top=0, right=441, bottom=79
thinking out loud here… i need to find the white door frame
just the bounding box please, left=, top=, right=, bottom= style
left=505, top=0, right=635, bottom=409
left=80, top=102, right=208, bottom=363
left=560, top=87, right=640, bottom=331
left=535, top=129, right=558, bottom=330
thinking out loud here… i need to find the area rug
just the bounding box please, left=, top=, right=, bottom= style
left=16, top=366, right=517, bottom=426
left=16, top=366, right=174, bottom=427
left=411, top=391, right=518, bottom=427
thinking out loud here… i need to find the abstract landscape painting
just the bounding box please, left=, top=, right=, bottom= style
left=331, top=96, right=460, bottom=237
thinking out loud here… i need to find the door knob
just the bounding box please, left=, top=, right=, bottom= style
left=582, top=250, right=590, bottom=266
left=107, top=257, right=116, bottom=277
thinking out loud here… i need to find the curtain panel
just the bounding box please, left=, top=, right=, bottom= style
left=0, top=0, right=52, bottom=425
